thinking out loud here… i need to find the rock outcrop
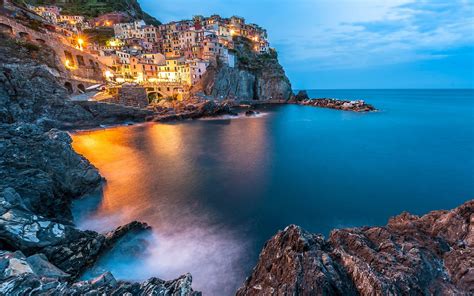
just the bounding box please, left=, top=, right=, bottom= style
left=0, top=251, right=200, bottom=296
left=192, top=37, right=292, bottom=101
left=297, top=98, right=376, bottom=112
left=0, top=123, right=102, bottom=222
left=294, top=90, right=309, bottom=101
left=237, top=200, right=473, bottom=295
left=149, top=99, right=236, bottom=122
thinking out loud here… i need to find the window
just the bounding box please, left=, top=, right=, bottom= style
left=64, top=51, right=74, bottom=66
left=76, top=55, right=85, bottom=66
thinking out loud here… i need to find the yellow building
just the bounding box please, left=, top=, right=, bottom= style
left=157, top=58, right=192, bottom=85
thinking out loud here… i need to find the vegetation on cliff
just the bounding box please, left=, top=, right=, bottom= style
left=12, top=0, right=161, bottom=25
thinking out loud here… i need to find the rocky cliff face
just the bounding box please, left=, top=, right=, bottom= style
left=192, top=37, right=293, bottom=101
left=237, top=200, right=474, bottom=295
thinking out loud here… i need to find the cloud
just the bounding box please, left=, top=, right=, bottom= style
left=141, top=0, right=473, bottom=87
left=276, top=0, right=474, bottom=70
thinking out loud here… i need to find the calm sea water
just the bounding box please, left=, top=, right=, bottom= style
left=72, top=89, right=474, bottom=295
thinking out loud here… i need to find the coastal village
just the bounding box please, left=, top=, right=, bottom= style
left=0, top=0, right=372, bottom=115
left=1, top=1, right=470, bottom=296
left=12, top=2, right=271, bottom=102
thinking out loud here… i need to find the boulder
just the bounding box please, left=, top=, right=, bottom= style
left=294, top=90, right=310, bottom=101
left=26, top=254, right=70, bottom=279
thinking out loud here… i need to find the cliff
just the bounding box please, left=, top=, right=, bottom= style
left=238, top=200, right=474, bottom=295
left=13, top=0, right=161, bottom=25
left=192, top=37, right=293, bottom=101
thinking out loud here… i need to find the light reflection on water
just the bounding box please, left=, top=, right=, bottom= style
left=72, top=118, right=270, bottom=295
left=71, top=90, right=474, bottom=295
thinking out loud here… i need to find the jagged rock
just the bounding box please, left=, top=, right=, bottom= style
left=0, top=184, right=151, bottom=278
left=0, top=251, right=34, bottom=280
left=152, top=99, right=236, bottom=122
left=298, top=98, right=376, bottom=112
left=294, top=90, right=310, bottom=101
left=238, top=200, right=473, bottom=295
left=26, top=254, right=70, bottom=279
left=0, top=251, right=201, bottom=296
left=0, top=123, right=102, bottom=222
left=40, top=221, right=150, bottom=278
left=237, top=225, right=356, bottom=295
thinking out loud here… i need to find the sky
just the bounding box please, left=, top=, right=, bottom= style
left=140, top=0, right=474, bottom=89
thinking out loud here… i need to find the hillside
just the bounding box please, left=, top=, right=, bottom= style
left=13, top=0, right=161, bottom=25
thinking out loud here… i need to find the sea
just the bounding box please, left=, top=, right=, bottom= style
left=71, top=89, right=474, bottom=295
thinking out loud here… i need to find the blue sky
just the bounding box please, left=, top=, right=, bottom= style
left=141, top=0, right=474, bottom=89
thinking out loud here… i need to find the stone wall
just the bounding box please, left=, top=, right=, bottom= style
left=117, top=85, right=149, bottom=108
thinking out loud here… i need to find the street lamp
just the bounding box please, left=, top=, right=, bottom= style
left=77, top=38, right=84, bottom=50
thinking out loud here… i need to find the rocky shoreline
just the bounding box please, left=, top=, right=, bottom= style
left=238, top=200, right=473, bottom=295
left=290, top=90, right=377, bottom=112
left=297, top=98, right=376, bottom=112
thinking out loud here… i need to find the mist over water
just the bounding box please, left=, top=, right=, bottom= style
left=72, top=89, right=474, bottom=295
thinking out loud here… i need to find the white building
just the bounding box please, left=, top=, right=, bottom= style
left=141, top=53, right=166, bottom=66
left=188, top=59, right=209, bottom=84
left=114, top=20, right=147, bottom=39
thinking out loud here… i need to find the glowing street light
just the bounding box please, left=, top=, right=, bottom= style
left=104, top=70, right=114, bottom=80
left=77, top=37, right=84, bottom=50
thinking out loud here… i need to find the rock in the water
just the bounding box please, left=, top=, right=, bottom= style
left=245, top=110, right=260, bottom=117
left=294, top=90, right=310, bottom=101
left=298, top=98, right=376, bottom=112
left=237, top=200, right=473, bottom=295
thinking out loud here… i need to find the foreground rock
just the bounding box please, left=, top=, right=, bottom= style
left=0, top=251, right=200, bottom=296
left=298, top=98, right=376, bottom=112
left=237, top=200, right=473, bottom=295
left=0, top=123, right=102, bottom=222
